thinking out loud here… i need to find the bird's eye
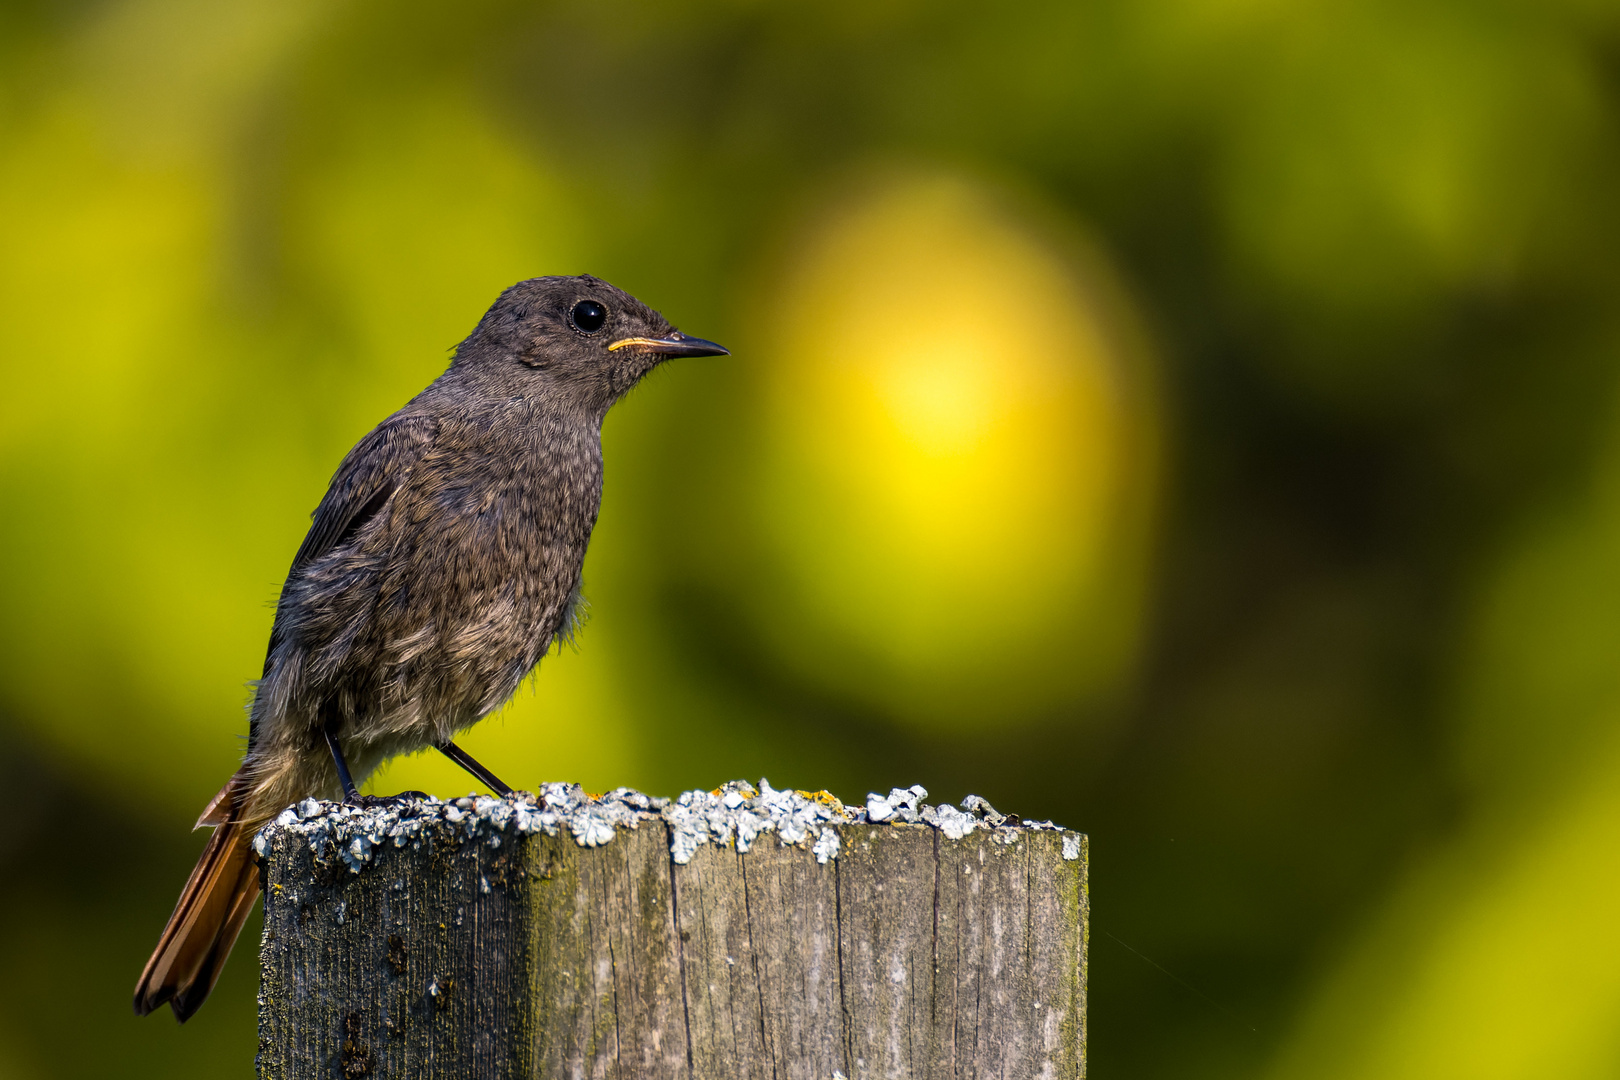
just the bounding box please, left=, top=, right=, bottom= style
left=570, top=299, right=608, bottom=334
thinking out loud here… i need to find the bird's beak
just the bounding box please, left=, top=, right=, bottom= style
left=607, top=331, right=729, bottom=357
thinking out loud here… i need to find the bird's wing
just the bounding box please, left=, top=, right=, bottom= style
left=251, top=413, right=439, bottom=746
left=287, top=412, right=440, bottom=576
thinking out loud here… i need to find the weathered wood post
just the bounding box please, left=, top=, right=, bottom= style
left=255, top=781, right=1087, bottom=1079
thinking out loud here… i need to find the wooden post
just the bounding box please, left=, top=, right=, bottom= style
left=255, top=783, right=1088, bottom=1079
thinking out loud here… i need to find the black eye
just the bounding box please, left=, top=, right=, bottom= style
left=570, top=299, right=607, bottom=334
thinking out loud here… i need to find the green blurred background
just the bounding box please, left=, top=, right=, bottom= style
left=3, top=0, right=1620, bottom=1075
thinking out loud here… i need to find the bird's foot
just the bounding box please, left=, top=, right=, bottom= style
left=344, top=790, right=428, bottom=808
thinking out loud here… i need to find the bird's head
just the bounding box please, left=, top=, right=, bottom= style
left=453, top=275, right=728, bottom=416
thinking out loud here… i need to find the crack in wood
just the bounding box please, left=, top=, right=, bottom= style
left=663, top=824, right=696, bottom=1076
left=833, top=852, right=853, bottom=1078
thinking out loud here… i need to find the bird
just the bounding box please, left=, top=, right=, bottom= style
left=132, top=274, right=728, bottom=1021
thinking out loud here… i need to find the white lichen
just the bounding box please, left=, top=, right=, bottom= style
left=925, top=803, right=978, bottom=840
left=254, top=778, right=1075, bottom=873
left=864, top=785, right=928, bottom=824
left=813, top=826, right=841, bottom=864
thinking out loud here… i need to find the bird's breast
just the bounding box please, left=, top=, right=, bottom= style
left=386, top=419, right=602, bottom=635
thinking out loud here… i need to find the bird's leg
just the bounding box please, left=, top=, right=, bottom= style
left=322, top=719, right=363, bottom=802
left=322, top=719, right=426, bottom=805
left=437, top=741, right=514, bottom=797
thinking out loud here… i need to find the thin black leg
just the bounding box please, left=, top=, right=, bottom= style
left=438, top=741, right=513, bottom=797
left=322, top=720, right=362, bottom=802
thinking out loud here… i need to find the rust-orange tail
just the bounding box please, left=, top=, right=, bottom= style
left=133, top=772, right=261, bottom=1022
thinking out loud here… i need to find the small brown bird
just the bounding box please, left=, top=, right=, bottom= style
left=133, top=275, right=727, bottom=1021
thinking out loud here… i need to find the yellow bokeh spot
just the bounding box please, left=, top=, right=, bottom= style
left=749, top=173, right=1158, bottom=729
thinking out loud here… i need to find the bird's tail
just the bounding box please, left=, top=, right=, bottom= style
left=133, top=770, right=262, bottom=1022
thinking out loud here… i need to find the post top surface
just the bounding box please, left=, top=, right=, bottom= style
left=255, top=779, right=1084, bottom=873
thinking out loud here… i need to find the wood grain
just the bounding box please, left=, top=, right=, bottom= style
left=258, top=819, right=1087, bottom=1078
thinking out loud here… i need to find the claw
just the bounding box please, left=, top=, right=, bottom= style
left=344, top=791, right=428, bottom=808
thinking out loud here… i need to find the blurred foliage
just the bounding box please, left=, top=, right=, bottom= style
left=3, top=0, right=1620, bottom=1077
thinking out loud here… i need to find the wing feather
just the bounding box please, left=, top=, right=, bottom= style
left=288, top=414, right=440, bottom=575
left=251, top=414, right=441, bottom=740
